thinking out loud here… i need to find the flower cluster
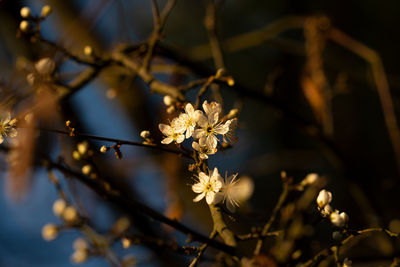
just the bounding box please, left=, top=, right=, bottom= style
left=316, top=189, right=349, bottom=228
left=192, top=168, right=253, bottom=212
left=159, top=101, right=235, bottom=159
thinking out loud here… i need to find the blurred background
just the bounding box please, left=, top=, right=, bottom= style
left=1, top=0, right=400, bottom=266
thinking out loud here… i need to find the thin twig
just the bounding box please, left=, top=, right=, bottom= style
left=189, top=230, right=217, bottom=267
left=300, top=228, right=400, bottom=267
left=254, top=180, right=290, bottom=255
left=36, top=127, right=192, bottom=158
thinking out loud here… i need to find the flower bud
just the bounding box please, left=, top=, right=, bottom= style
left=320, top=204, right=333, bottom=217
left=122, top=237, right=131, bottom=249
left=163, top=95, right=173, bottom=106
left=20, top=7, right=31, bottom=18
left=81, top=165, right=92, bottom=176
left=77, top=141, right=89, bottom=155
left=330, top=210, right=345, bottom=227
left=227, top=108, right=239, bottom=119
left=63, top=206, right=78, bottom=223
left=42, top=223, right=58, bottom=241
left=140, top=130, right=150, bottom=139
left=301, top=173, right=319, bottom=186
left=35, top=58, right=55, bottom=75
left=339, top=212, right=349, bottom=225
left=53, top=199, right=67, bottom=217
left=41, top=5, right=52, bottom=17
left=100, top=145, right=107, bottom=153
left=19, top=20, right=30, bottom=32
left=71, top=249, right=87, bottom=264
left=112, top=217, right=130, bottom=236
left=72, top=150, right=81, bottom=161
left=316, top=189, right=332, bottom=208
left=83, top=46, right=93, bottom=56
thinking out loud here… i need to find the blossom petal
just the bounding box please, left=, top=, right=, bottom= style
left=192, top=182, right=205, bottom=193
left=159, top=124, right=172, bottom=135
left=161, top=137, right=173, bottom=144
left=206, top=135, right=218, bottom=149
left=205, top=191, right=215, bottom=204
left=198, top=172, right=209, bottom=184
left=176, top=134, right=185, bottom=144
left=193, top=129, right=205, bottom=139
left=197, top=114, right=208, bottom=128
left=192, top=141, right=200, bottom=151
left=185, top=103, right=194, bottom=116
left=193, top=192, right=205, bottom=202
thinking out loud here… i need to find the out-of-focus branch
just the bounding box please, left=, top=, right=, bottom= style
left=328, top=28, right=400, bottom=174
left=189, top=230, right=217, bottom=267
left=253, top=177, right=290, bottom=255
left=300, top=228, right=400, bottom=267
left=204, top=0, right=225, bottom=70
left=40, top=158, right=237, bottom=256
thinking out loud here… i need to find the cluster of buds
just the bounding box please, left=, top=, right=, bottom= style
left=72, top=141, right=98, bottom=178
left=316, top=189, right=349, bottom=228
left=71, top=238, right=89, bottom=264
left=19, top=5, right=52, bottom=34
left=163, top=95, right=176, bottom=114
left=52, top=199, right=80, bottom=224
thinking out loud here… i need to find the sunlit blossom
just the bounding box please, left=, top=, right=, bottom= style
left=192, top=137, right=217, bottom=159
left=0, top=112, right=17, bottom=144
left=192, top=168, right=223, bottom=204
left=174, top=103, right=202, bottom=138
left=159, top=118, right=185, bottom=144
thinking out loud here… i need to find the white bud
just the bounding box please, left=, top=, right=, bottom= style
left=81, top=165, right=92, bottom=176
left=227, top=108, right=239, bottom=119
left=339, top=212, right=349, bottom=225
left=35, top=57, right=55, bottom=75
left=301, top=173, right=319, bottom=186
left=73, top=238, right=88, bottom=250
left=112, top=217, right=130, bottom=236
left=83, top=46, right=93, bottom=56
left=77, top=141, right=89, bottom=155
left=20, top=7, right=31, bottom=18
left=71, top=249, right=88, bottom=264
left=122, top=237, right=131, bottom=249
left=163, top=95, right=173, bottom=106
left=166, top=105, right=175, bottom=114
left=42, top=223, right=58, bottom=241
left=63, top=206, right=78, bottom=223
left=330, top=210, right=345, bottom=227
left=320, top=204, right=333, bottom=217
left=316, top=189, right=332, bottom=208
left=41, top=5, right=52, bottom=17
left=52, top=199, right=67, bottom=217
left=72, top=150, right=81, bottom=161
left=19, top=20, right=30, bottom=32
left=100, top=145, right=107, bottom=153
left=140, top=130, right=150, bottom=139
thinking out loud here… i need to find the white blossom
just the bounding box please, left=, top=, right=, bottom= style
left=192, top=137, right=217, bottom=159
left=193, top=110, right=231, bottom=149
left=316, top=189, right=332, bottom=208
left=174, top=103, right=202, bottom=138
left=159, top=118, right=185, bottom=144
left=192, top=168, right=223, bottom=204
left=202, top=100, right=222, bottom=116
